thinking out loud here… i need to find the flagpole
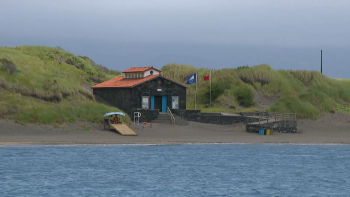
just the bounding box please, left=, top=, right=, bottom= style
left=195, top=72, right=197, bottom=110
left=210, top=70, right=211, bottom=108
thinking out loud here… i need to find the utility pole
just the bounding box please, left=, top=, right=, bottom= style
left=321, top=50, right=323, bottom=74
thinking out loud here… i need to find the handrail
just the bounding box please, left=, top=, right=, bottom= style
left=256, top=112, right=296, bottom=125
left=167, top=106, right=176, bottom=125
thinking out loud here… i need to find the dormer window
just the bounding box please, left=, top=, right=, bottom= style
left=124, top=72, right=145, bottom=78
left=122, top=67, right=161, bottom=79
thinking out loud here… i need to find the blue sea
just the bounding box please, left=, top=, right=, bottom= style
left=1, top=144, right=350, bottom=196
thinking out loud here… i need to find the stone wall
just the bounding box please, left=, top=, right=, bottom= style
left=93, top=88, right=133, bottom=116
left=172, top=110, right=201, bottom=122
left=240, top=112, right=274, bottom=117
left=201, top=115, right=242, bottom=125
left=246, top=120, right=298, bottom=133
left=171, top=110, right=261, bottom=125
left=131, top=109, right=159, bottom=122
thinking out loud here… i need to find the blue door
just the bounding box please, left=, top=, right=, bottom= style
left=162, top=96, right=167, bottom=112
left=151, top=96, right=155, bottom=110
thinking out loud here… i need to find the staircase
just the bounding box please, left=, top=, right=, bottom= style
left=152, top=113, right=173, bottom=124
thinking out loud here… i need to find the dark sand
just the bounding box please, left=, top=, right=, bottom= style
left=1, top=112, right=350, bottom=145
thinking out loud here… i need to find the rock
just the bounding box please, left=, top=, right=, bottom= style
left=330, top=109, right=336, bottom=114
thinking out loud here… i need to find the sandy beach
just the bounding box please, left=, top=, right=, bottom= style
left=1, top=112, right=350, bottom=145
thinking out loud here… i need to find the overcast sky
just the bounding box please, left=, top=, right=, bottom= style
left=1, top=0, right=349, bottom=78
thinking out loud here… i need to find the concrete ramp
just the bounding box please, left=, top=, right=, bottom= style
left=110, top=124, right=137, bottom=136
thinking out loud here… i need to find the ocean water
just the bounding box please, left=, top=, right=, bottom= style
left=1, top=144, right=350, bottom=196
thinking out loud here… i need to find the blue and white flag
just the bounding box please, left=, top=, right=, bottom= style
left=186, top=73, right=197, bottom=84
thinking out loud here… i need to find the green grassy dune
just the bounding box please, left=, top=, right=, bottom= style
left=0, top=46, right=129, bottom=126
left=161, top=63, right=350, bottom=119
left=1, top=45, right=349, bottom=125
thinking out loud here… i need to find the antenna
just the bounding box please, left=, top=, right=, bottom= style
left=321, top=50, right=323, bottom=74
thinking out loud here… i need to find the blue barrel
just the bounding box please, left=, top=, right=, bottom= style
left=105, top=119, right=109, bottom=125
left=259, top=129, right=264, bottom=135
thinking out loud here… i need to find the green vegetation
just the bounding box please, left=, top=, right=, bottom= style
left=1, top=45, right=349, bottom=123
left=162, top=63, right=350, bottom=119
left=0, top=46, right=129, bottom=125
left=335, top=105, right=350, bottom=114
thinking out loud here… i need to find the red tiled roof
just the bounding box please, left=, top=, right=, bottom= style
left=122, top=66, right=161, bottom=73
left=91, top=74, right=188, bottom=89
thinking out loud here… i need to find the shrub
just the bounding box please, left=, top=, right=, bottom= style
left=48, top=53, right=55, bottom=59
left=234, top=86, right=255, bottom=107
left=209, top=81, right=231, bottom=101
left=76, top=62, right=85, bottom=69
left=66, top=58, right=75, bottom=65
left=0, top=58, right=17, bottom=74
left=237, top=65, right=249, bottom=70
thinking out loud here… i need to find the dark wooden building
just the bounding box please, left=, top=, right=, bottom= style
left=91, top=66, right=187, bottom=117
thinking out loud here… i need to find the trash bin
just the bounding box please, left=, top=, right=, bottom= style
left=259, top=129, right=265, bottom=135
left=266, top=129, right=271, bottom=135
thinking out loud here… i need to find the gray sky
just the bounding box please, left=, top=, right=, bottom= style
left=1, top=0, right=349, bottom=78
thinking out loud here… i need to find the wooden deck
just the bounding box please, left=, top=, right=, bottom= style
left=110, top=124, right=137, bottom=136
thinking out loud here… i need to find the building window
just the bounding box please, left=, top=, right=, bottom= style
left=142, top=96, right=149, bottom=109
left=172, top=96, right=179, bottom=109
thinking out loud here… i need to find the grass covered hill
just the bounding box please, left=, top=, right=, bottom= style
left=1, top=45, right=349, bottom=125
left=0, top=46, right=129, bottom=125
left=161, top=63, right=350, bottom=119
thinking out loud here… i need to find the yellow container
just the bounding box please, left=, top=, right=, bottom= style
left=266, top=129, right=271, bottom=135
